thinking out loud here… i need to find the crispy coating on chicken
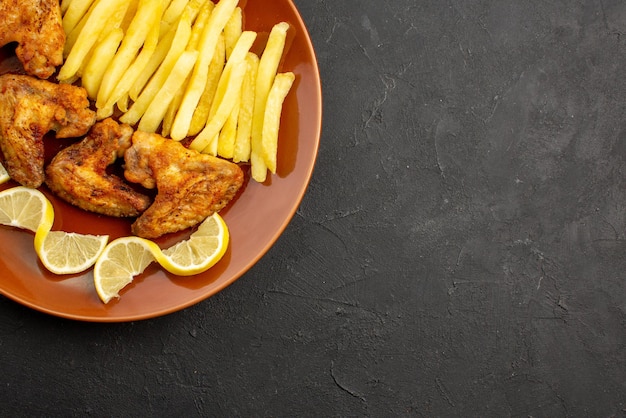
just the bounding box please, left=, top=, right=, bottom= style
left=0, top=0, right=64, bottom=79
left=0, top=74, right=96, bottom=187
left=46, top=119, right=151, bottom=217
left=124, top=131, right=244, bottom=239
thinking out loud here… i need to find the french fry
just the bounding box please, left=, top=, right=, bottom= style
left=217, top=93, right=240, bottom=159
left=233, top=52, right=259, bottom=163
left=62, top=0, right=95, bottom=35
left=119, top=0, right=141, bottom=33
left=162, top=0, right=190, bottom=29
left=129, top=0, right=204, bottom=101
left=186, top=0, right=214, bottom=51
left=161, top=80, right=188, bottom=137
left=188, top=33, right=225, bottom=137
left=81, top=28, right=124, bottom=100
left=99, top=4, right=163, bottom=119
left=96, top=0, right=163, bottom=112
left=189, top=59, right=247, bottom=154
left=223, top=7, right=242, bottom=60
left=120, top=10, right=193, bottom=126
left=170, top=0, right=238, bottom=141
left=262, top=72, right=294, bottom=173
left=58, top=0, right=127, bottom=81
left=250, top=21, right=290, bottom=182
left=129, top=25, right=176, bottom=101
left=138, top=51, right=199, bottom=133
left=61, top=0, right=72, bottom=14
left=189, top=28, right=254, bottom=138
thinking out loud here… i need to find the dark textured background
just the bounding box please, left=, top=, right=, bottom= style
left=2, top=0, right=626, bottom=416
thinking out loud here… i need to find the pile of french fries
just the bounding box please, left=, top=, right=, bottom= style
left=58, top=0, right=294, bottom=182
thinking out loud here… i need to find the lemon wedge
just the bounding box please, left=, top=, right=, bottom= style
left=0, top=162, right=9, bottom=184
left=159, top=212, right=229, bottom=276
left=0, top=186, right=54, bottom=233
left=94, top=213, right=229, bottom=303
left=0, top=186, right=108, bottom=275
left=35, top=231, right=109, bottom=275
left=93, top=236, right=160, bottom=304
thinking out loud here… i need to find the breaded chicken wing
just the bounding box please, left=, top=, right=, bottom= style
left=124, top=131, right=244, bottom=239
left=46, top=119, right=151, bottom=217
left=0, top=74, right=95, bottom=187
left=0, top=0, right=65, bottom=79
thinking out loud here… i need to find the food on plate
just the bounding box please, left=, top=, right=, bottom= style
left=0, top=185, right=53, bottom=233
left=36, top=229, right=108, bottom=275
left=0, top=74, right=96, bottom=188
left=46, top=119, right=151, bottom=217
left=169, top=0, right=239, bottom=141
left=124, top=131, right=243, bottom=239
left=94, top=236, right=158, bottom=304
left=0, top=186, right=109, bottom=275
left=94, top=212, right=229, bottom=303
left=249, top=21, right=290, bottom=183
left=59, top=0, right=294, bottom=183
left=0, top=0, right=300, bottom=304
left=0, top=0, right=65, bottom=79
left=261, top=72, right=295, bottom=174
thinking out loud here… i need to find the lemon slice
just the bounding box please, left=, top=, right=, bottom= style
left=159, top=213, right=229, bottom=276
left=94, top=236, right=160, bottom=304
left=0, top=186, right=54, bottom=233
left=93, top=213, right=229, bottom=303
left=0, top=186, right=108, bottom=275
left=35, top=231, right=109, bottom=275
left=0, top=162, right=9, bottom=184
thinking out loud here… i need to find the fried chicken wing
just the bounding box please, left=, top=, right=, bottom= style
left=0, top=74, right=96, bottom=187
left=0, top=0, right=64, bottom=79
left=124, top=131, right=244, bottom=239
left=46, top=119, right=151, bottom=217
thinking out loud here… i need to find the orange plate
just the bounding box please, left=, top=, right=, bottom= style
left=0, top=0, right=322, bottom=322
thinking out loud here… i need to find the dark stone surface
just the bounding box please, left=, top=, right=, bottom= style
left=1, top=0, right=625, bottom=416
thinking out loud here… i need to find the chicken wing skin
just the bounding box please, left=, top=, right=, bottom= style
left=124, top=131, right=244, bottom=239
left=0, top=74, right=96, bottom=187
left=46, top=119, right=151, bottom=217
left=0, top=0, right=64, bottom=79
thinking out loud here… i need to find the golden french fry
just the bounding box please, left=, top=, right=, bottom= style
left=61, top=0, right=72, bottom=14
left=233, top=52, right=259, bottom=163
left=250, top=21, right=290, bottom=182
left=162, top=0, right=190, bottom=25
left=81, top=28, right=124, bottom=100
left=262, top=72, right=294, bottom=173
left=119, top=0, right=141, bottom=33
left=62, top=0, right=95, bottom=35
left=58, top=0, right=127, bottom=81
left=223, top=7, right=242, bottom=60
left=161, top=81, right=188, bottom=138
left=189, top=30, right=255, bottom=141
left=96, top=0, right=162, bottom=111
left=189, top=59, right=247, bottom=153
left=187, top=0, right=214, bottom=51
left=138, top=50, right=199, bottom=133
left=217, top=93, right=240, bottom=159
left=129, top=25, right=176, bottom=101
left=120, top=10, right=193, bottom=126
left=189, top=27, right=254, bottom=139
left=188, top=33, right=225, bottom=137
left=117, top=93, right=130, bottom=113
left=170, top=0, right=238, bottom=141
left=100, top=4, right=162, bottom=119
